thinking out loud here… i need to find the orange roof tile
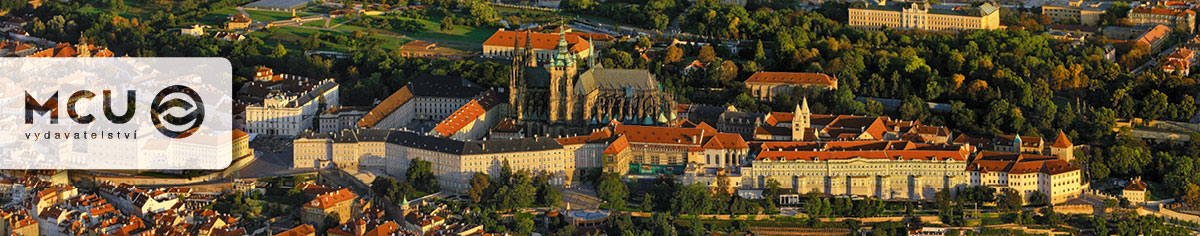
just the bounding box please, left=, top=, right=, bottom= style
left=304, top=188, right=356, bottom=209
left=745, top=72, right=837, bottom=86
left=434, top=100, right=487, bottom=137
left=483, top=30, right=590, bottom=54
left=275, top=224, right=315, bottom=236
left=1050, top=130, right=1073, bottom=148
left=1136, top=25, right=1172, bottom=46
left=357, top=87, right=414, bottom=128
left=603, top=136, right=630, bottom=154
left=967, top=151, right=1080, bottom=175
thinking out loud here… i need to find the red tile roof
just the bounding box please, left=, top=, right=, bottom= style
left=556, top=128, right=613, bottom=145
left=745, top=72, right=837, bottom=86
left=483, top=30, right=590, bottom=54
left=754, top=140, right=968, bottom=162
left=433, top=100, right=486, bottom=137
left=967, top=151, right=1080, bottom=175
left=1125, top=178, right=1147, bottom=191
left=304, top=188, right=356, bottom=209
left=603, top=136, right=630, bottom=154
left=1136, top=25, right=1172, bottom=47
left=1050, top=130, right=1073, bottom=148
left=275, top=224, right=315, bottom=236
left=1132, top=7, right=1195, bottom=17
left=357, top=87, right=414, bottom=128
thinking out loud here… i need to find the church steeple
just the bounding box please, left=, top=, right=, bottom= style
left=792, top=97, right=811, bottom=141
left=524, top=30, right=537, bottom=67
left=550, top=26, right=575, bottom=67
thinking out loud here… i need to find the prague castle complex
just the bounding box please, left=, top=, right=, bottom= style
left=506, top=29, right=678, bottom=136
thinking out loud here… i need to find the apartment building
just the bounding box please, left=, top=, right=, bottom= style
left=1041, top=0, right=1110, bottom=26
left=1128, top=7, right=1195, bottom=33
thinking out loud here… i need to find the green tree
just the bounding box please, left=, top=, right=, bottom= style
left=406, top=158, right=439, bottom=193
left=753, top=40, right=766, bottom=61
left=270, top=43, right=287, bottom=58
left=672, top=183, right=713, bottom=214
left=440, top=16, right=455, bottom=31
left=1142, top=90, right=1169, bottom=121
left=301, top=32, right=322, bottom=51
left=514, top=213, right=535, bottom=235
left=597, top=174, right=628, bottom=209
left=1185, top=183, right=1200, bottom=208
left=468, top=172, right=492, bottom=203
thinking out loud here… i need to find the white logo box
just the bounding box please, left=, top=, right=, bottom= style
left=0, top=58, right=232, bottom=169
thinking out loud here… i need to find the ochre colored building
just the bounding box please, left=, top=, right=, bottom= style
left=848, top=1, right=1001, bottom=31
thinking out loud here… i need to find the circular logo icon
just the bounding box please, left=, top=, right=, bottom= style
left=150, top=85, right=204, bottom=139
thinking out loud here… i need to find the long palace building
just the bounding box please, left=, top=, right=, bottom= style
left=848, top=0, right=1001, bottom=31
left=742, top=140, right=970, bottom=200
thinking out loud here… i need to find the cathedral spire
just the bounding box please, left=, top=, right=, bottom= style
left=587, top=34, right=596, bottom=68
left=550, top=26, right=575, bottom=67
left=525, top=30, right=537, bottom=67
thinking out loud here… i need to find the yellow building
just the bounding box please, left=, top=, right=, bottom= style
left=744, top=72, right=837, bottom=101
left=1128, top=7, right=1195, bottom=33
left=294, top=129, right=575, bottom=192
left=1041, top=0, right=1110, bottom=26
left=967, top=152, right=1083, bottom=205
left=848, top=1, right=1001, bottom=31
left=742, top=141, right=970, bottom=200
left=302, top=188, right=359, bottom=228
left=595, top=123, right=750, bottom=176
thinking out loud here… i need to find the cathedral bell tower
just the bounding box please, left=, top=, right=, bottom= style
left=547, top=27, right=579, bottom=123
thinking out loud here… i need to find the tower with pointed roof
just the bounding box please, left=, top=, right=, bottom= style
left=548, top=27, right=579, bottom=123
left=791, top=98, right=811, bottom=141
left=1012, top=134, right=1023, bottom=152
left=1048, top=130, right=1075, bottom=161
left=510, top=32, right=526, bottom=120
left=504, top=25, right=676, bottom=137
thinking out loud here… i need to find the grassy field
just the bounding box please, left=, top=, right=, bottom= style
left=408, top=16, right=496, bottom=44
left=332, top=15, right=496, bottom=44
left=249, top=26, right=411, bottom=52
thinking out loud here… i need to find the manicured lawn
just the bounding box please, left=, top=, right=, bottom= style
left=408, top=16, right=497, bottom=44
left=250, top=26, right=411, bottom=52
left=336, top=15, right=496, bottom=44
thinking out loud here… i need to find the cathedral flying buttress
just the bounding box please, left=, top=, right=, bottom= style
left=508, top=26, right=679, bottom=136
